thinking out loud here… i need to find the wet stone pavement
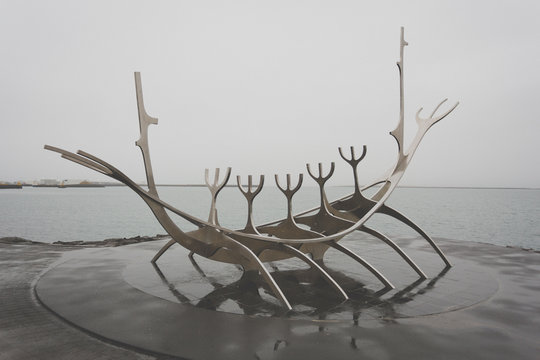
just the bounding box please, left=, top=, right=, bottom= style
left=2, top=235, right=540, bottom=359
left=0, top=241, right=155, bottom=360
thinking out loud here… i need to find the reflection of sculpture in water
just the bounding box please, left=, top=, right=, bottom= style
left=152, top=255, right=451, bottom=319
left=45, top=27, right=458, bottom=310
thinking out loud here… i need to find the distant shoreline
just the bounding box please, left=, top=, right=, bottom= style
left=0, top=234, right=170, bottom=247
left=4, top=184, right=538, bottom=191
left=1, top=235, right=537, bottom=253
left=389, top=185, right=540, bottom=190
left=135, top=184, right=540, bottom=190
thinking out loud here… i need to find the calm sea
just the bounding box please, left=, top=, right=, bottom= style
left=1, top=186, right=538, bottom=250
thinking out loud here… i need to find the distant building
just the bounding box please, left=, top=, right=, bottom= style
left=38, top=179, right=59, bottom=186
left=61, top=179, right=85, bottom=185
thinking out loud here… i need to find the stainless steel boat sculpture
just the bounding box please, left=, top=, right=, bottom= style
left=45, top=28, right=458, bottom=310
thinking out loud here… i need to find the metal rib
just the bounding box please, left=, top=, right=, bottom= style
left=361, top=225, right=427, bottom=279
left=151, top=238, right=176, bottom=263
left=379, top=205, right=452, bottom=267
left=231, top=238, right=292, bottom=310
left=327, top=241, right=394, bottom=289
left=281, top=244, right=348, bottom=300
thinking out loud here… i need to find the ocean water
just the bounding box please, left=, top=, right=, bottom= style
left=0, top=186, right=538, bottom=250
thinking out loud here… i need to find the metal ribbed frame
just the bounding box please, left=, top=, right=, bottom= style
left=45, top=28, right=458, bottom=310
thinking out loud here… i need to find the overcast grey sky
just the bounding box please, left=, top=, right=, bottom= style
left=1, top=0, right=539, bottom=188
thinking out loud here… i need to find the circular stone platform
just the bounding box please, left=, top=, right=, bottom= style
left=35, top=235, right=501, bottom=359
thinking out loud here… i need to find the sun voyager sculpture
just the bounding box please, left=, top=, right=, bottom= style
left=46, top=28, right=458, bottom=310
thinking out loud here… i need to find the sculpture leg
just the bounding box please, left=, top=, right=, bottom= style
left=379, top=205, right=452, bottom=267
left=151, top=238, right=176, bottom=263
left=280, top=244, right=348, bottom=300
left=327, top=242, right=394, bottom=289
left=361, top=226, right=427, bottom=279
left=151, top=262, right=192, bottom=303
left=222, top=237, right=293, bottom=310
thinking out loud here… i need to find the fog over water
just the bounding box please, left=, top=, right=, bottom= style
left=1, top=1, right=539, bottom=188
